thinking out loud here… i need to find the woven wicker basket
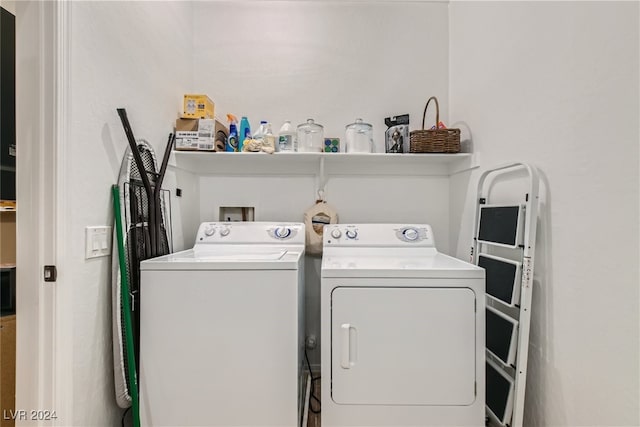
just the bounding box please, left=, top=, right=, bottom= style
left=410, top=96, right=461, bottom=153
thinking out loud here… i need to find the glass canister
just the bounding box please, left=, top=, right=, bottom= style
left=296, top=119, right=324, bottom=153
left=345, top=118, right=373, bottom=153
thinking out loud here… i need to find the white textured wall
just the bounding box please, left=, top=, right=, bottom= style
left=66, top=2, right=194, bottom=425
left=193, top=0, right=450, bottom=151
left=192, top=0, right=451, bottom=365
left=449, top=2, right=639, bottom=426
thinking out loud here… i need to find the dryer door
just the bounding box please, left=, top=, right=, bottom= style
left=331, top=286, right=476, bottom=406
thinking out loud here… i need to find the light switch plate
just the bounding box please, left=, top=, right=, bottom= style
left=85, top=226, right=112, bottom=259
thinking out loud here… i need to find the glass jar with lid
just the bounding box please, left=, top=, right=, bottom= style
left=345, top=118, right=373, bottom=153
left=296, top=119, right=324, bottom=153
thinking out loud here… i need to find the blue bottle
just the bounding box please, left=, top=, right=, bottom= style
left=226, top=114, right=239, bottom=152
left=238, top=116, right=251, bottom=152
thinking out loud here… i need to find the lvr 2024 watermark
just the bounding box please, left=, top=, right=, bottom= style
left=3, top=410, right=57, bottom=421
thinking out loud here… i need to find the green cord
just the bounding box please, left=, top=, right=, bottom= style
left=112, top=185, right=140, bottom=427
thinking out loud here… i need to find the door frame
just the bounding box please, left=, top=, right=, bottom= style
left=15, top=1, right=71, bottom=424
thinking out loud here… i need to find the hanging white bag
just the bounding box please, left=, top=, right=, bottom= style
left=303, top=200, right=338, bottom=255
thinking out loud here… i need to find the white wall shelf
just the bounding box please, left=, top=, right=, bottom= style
left=170, top=151, right=475, bottom=176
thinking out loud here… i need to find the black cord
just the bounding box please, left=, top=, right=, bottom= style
left=304, top=349, right=321, bottom=414
left=121, top=407, right=131, bottom=427
left=309, top=378, right=321, bottom=414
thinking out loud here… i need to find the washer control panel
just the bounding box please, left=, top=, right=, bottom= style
left=395, top=226, right=429, bottom=243
left=268, top=225, right=300, bottom=240
left=198, top=223, right=233, bottom=241
left=195, top=222, right=304, bottom=244
left=324, top=224, right=435, bottom=247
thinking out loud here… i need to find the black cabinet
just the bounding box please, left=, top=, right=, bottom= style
left=1, top=7, right=16, bottom=201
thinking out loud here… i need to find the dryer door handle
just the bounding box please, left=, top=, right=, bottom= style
left=340, top=323, right=357, bottom=369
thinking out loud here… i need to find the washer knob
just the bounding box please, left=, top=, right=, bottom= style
left=204, top=226, right=215, bottom=237
left=274, top=227, right=291, bottom=239
left=331, top=229, right=342, bottom=239
left=403, top=228, right=419, bottom=241
left=345, top=229, right=358, bottom=239
left=220, top=227, right=230, bottom=237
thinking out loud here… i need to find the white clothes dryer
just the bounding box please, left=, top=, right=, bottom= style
left=139, top=222, right=306, bottom=427
left=321, top=224, right=485, bottom=426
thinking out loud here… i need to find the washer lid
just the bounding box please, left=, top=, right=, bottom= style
left=187, top=251, right=288, bottom=261
left=321, top=253, right=484, bottom=278
left=140, top=247, right=303, bottom=271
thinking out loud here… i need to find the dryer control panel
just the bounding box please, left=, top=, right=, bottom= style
left=324, top=224, right=435, bottom=247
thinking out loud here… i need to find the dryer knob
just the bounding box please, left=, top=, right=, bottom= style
left=345, top=229, right=358, bottom=239
left=204, top=226, right=215, bottom=237
left=403, top=228, right=419, bottom=241
left=274, top=227, right=291, bottom=239
left=220, top=227, right=230, bottom=237
left=331, top=229, right=342, bottom=239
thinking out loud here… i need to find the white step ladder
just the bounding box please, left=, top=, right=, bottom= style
left=471, top=163, right=540, bottom=427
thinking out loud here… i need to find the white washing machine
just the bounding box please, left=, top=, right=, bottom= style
left=321, top=224, right=485, bottom=426
left=139, top=222, right=306, bottom=427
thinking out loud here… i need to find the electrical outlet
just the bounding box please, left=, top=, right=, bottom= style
left=85, top=226, right=112, bottom=259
